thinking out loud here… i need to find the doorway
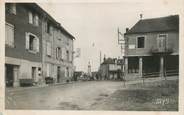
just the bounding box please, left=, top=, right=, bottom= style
left=57, top=66, right=61, bottom=83
left=32, top=67, right=36, bottom=82
left=5, top=64, right=14, bottom=87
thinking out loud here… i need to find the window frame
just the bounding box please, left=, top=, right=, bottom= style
left=136, top=35, right=146, bottom=49
left=56, top=47, right=62, bottom=60
left=28, top=11, right=39, bottom=26
left=157, top=34, right=168, bottom=49
left=25, top=32, right=39, bottom=53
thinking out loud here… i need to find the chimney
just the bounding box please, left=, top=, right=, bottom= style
left=126, top=28, right=129, bottom=33
left=103, top=55, right=106, bottom=61
left=140, top=14, right=143, bottom=20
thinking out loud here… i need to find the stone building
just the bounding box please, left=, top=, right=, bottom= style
left=124, top=15, right=179, bottom=79
left=42, top=11, right=75, bottom=84
left=98, top=57, right=124, bottom=80
left=5, top=3, right=75, bottom=87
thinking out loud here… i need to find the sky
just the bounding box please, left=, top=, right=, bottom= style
left=39, top=0, right=182, bottom=72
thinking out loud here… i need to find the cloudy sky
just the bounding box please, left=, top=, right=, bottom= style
left=39, top=0, right=182, bottom=72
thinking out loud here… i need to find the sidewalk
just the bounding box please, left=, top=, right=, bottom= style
left=6, top=76, right=178, bottom=92
left=6, top=81, right=73, bottom=92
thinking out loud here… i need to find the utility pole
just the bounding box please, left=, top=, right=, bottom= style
left=118, top=27, right=125, bottom=56
left=117, top=27, right=126, bottom=86
left=100, top=50, right=102, bottom=65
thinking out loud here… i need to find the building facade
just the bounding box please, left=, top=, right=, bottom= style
left=98, top=57, right=124, bottom=80
left=42, top=14, right=74, bottom=84
left=5, top=3, right=75, bottom=87
left=124, top=15, right=179, bottom=79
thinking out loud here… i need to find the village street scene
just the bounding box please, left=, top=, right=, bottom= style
left=5, top=1, right=179, bottom=111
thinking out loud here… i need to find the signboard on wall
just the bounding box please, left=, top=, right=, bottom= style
left=129, top=44, right=135, bottom=49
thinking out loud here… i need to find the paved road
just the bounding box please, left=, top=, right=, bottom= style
left=6, top=81, right=124, bottom=110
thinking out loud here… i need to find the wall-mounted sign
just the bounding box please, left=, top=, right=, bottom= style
left=129, top=44, right=135, bottom=49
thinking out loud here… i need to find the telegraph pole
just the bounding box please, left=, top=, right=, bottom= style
left=117, top=27, right=126, bottom=86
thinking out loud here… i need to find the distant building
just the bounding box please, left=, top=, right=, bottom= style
left=87, top=61, right=92, bottom=77
left=124, top=15, right=179, bottom=79
left=98, top=57, right=124, bottom=80
left=5, top=3, right=75, bottom=87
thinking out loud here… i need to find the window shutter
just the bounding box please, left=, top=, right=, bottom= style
left=9, top=26, right=14, bottom=46
left=46, top=64, right=50, bottom=77
left=36, top=38, right=39, bottom=52
left=60, top=48, right=62, bottom=59
left=65, top=68, right=67, bottom=77
left=5, top=23, right=14, bottom=46
left=12, top=4, right=16, bottom=14
left=47, top=42, right=52, bottom=56
left=56, top=48, right=58, bottom=59
left=69, top=51, right=72, bottom=62
left=25, top=32, right=29, bottom=49
left=46, top=42, right=49, bottom=55
left=35, top=15, right=39, bottom=26
left=62, top=48, right=65, bottom=60
left=28, top=12, right=33, bottom=24
left=5, top=24, right=9, bottom=44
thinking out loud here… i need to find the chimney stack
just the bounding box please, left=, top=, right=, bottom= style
left=140, top=14, right=143, bottom=20
left=126, top=28, right=129, bottom=33
left=103, top=54, right=106, bottom=61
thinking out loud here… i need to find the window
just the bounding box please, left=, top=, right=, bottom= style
left=28, top=11, right=39, bottom=26
left=34, top=15, right=39, bottom=26
left=66, top=50, right=69, bottom=61
left=46, top=22, right=51, bottom=34
left=56, top=47, right=61, bottom=59
left=137, top=37, right=145, bottom=48
left=28, top=11, right=33, bottom=24
left=158, top=34, right=167, bottom=49
left=46, top=42, right=52, bottom=56
left=5, top=23, right=14, bottom=47
left=25, top=32, right=39, bottom=52
left=6, top=3, right=16, bottom=15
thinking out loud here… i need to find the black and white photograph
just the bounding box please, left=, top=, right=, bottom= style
left=1, top=0, right=184, bottom=113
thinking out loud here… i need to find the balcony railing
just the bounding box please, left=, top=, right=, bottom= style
left=150, top=47, right=173, bottom=54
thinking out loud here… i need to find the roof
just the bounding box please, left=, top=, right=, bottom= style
left=21, top=3, right=75, bottom=40
left=102, top=58, right=115, bottom=64
left=101, top=58, right=123, bottom=65
left=125, top=15, right=179, bottom=35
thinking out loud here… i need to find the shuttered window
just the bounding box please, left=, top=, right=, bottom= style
left=46, top=42, right=52, bottom=56
left=28, top=11, right=39, bottom=26
left=5, top=23, right=14, bottom=47
left=46, top=63, right=51, bottom=77
left=34, top=15, right=39, bottom=26
left=28, top=11, right=33, bottom=24
left=56, top=47, right=61, bottom=59
left=61, top=48, right=65, bottom=60
left=25, top=32, right=39, bottom=52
